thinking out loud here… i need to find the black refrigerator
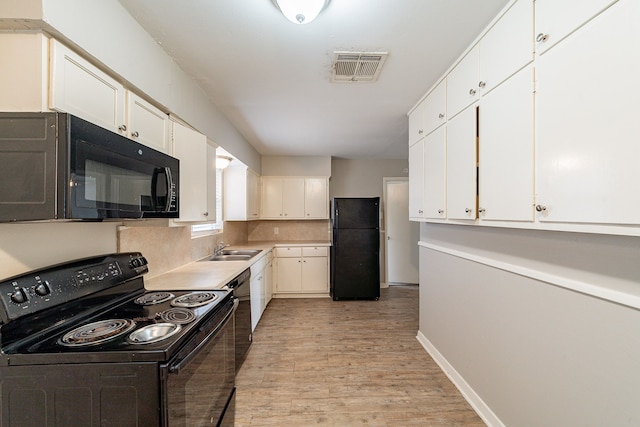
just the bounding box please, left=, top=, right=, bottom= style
left=331, top=197, right=380, bottom=300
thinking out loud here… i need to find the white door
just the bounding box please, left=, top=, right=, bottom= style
left=384, top=179, right=419, bottom=284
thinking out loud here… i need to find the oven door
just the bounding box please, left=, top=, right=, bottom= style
left=161, top=298, right=237, bottom=426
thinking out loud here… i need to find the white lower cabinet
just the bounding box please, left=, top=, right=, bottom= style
left=249, top=250, right=274, bottom=331
left=274, top=246, right=329, bottom=295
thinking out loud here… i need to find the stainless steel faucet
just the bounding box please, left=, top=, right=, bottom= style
left=214, top=241, right=230, bottom=256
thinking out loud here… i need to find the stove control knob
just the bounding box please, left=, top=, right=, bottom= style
left=35, top=282, right=51, bottom=296
left=131, top=258, right=141, bottom=268
left=10, top=288, right=28, bottom=304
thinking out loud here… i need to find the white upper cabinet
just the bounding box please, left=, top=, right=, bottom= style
left=422, top=80, right=447, bottom=136
left=126, top=93, right=170, bottom=153
left=50, top=39, right=170, bottom=153
left=172, top=121, right=215, bottom=223
left=261, top=176, right=328, bottom=220
left=408, top=139, right=425, bottom=220
left=224, top=165, right=260, bottom=221
left=447, top=45, right=479, bottom=118
left=479, top=66, right=534, bottom=222
left=446, top=105, right=477, bottom=220
left=408, top=101, right=426, bottom=146
left=535, top=0, right=618, bottom=55
left=50, top=39, right=125, bottom=133
left=304, top=178, right=328, bottom=219
left=479, top=0, right=534, bottom=94
left=536, top=0, right=640, bottom=225
left=423, top=126, right=447, bottom=219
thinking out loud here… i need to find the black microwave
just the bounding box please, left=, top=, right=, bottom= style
left=0, top=112, right=179, bottom=221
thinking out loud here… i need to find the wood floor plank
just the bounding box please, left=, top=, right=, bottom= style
left=235, top=285, right=484, bottom=426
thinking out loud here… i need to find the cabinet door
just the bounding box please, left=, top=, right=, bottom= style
left=276, top=257, right=302, bottom=292
left=536, top=0, right=640, bottom=224
left=282, top=178, right=305, bottom=218
left=261, top=177, right=283, bottom=218
left=250, top=271, right=265, bottom=331
left=446, top=105, right=477, bottom=220
left=126, top=92, right=170, bottom=153
left=172, top=122, right=210, bottom=222
left=302, top=256, right=328, bottom=292
left=265, top=258, right=273, bottom=306
left=408, top=101, right=425, bottom=146
left=480, top=0, right=533, bottom=94
left=447, top=45, right=479, bottom=118
left=408, top=140, right=425, bottom=219
left=247, top=169, right=260, bottom=219
left=304, top=178, right=328, bottom=219
left=479, top=66, right=534, bottom=221
left=423, top=126, right=447, bottom=219
left=50, top=40, right=125, bottom=133
left=423, top=80, right=447, bottom=136
left=535, top=0, right=618, bottom=55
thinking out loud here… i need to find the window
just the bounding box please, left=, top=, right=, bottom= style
left=191, top=167, right=223, bottom=236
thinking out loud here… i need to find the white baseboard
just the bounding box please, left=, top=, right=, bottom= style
left=416, top=331, right=505, bottom=427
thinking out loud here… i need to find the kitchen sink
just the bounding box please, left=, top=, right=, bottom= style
left=205, top=249, right=261, bottom=262
left=220, top=249, right=261, bottom=257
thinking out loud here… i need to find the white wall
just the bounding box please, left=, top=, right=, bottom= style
left=418, top=223, right=640, bottom=426
left=262, top=156, right=331, bottom=176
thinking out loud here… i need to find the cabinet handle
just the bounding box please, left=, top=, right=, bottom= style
left=418, top=210, right=423, bottom=214
left=536, top=33, right=549, bottom=43
left=478, top=208, right=486, bottom=214
left=438, top=113, right=444, bottom=119
left=118, top=124, right=127, bottom=132
left=465, top=208, right=472, bottom=214
left=469, top=88, right=476, bottom=96
left=437, top=209, right=444, bottom=215
left=203, top=212, right=209, bottom=216
left=131, top=131, right=140, bottom=138
left=478, top=81, right=486, bottom=88
left=535, top=204, right=547, bottom=212
left=418, top=129, right=424, bottom=135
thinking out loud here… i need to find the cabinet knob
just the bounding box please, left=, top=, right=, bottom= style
left=478, top=208, right=486, bottom=214
left=469, top=88, right=477, bottom=96
left=418, top=210, right=423, bottom=214
left=118, top=124, right=127, bottom=132
left=465, top=208, right=472, bottom=214
left=131, top=131, right=140, bottom=138
left=418, top=129, right=424, bottom=135
left=478, top=81, right=486, bottom=88
left=203, top=212, right=209, bottom=216
left=535, top=204, right=547, bottom=212
left=536, top=33, right=549, bottom=43
left=437, top=209, right=444, bottom=215
left=438, top=113, right=445, bottom=119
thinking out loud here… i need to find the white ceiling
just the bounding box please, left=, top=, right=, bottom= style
left=119, top=0, right=511, bottom=160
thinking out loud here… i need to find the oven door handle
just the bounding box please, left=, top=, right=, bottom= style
left=168, top=297, right=239, bottom=374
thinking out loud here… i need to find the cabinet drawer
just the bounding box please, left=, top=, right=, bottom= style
left=276, top=247, right=302, bottom=257
left=302, top=246, right=328, bottom=257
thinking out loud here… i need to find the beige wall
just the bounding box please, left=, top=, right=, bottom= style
left=330, top=158, right=408, bottom=199
left=262, top=156, right=331, bottom=176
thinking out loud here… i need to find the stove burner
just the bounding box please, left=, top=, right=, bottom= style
left=171, top=292, right=217, bottom=308
left=135, top=292, right=175, bottom=305
left=159, top=307, right=197, bottom=325
left=59, top=319, right=136, bottom=347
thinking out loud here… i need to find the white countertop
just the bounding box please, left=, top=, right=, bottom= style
left=144, top=241, right=330, bottom=291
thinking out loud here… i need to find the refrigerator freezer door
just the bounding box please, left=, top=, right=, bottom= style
left=332, top=197, right=379, bottom=229
left=331, top=228, right=380, bottom=300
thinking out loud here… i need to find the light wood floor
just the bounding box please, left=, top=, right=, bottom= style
left=235, top=285, right=485, bottom=426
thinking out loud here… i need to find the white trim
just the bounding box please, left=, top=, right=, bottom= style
left=416, top=331, right=505, bottom=427
left=419, top=241, right=640, bottom=311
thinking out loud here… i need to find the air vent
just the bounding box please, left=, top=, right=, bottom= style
left=331, top=51, right=388, bottom=83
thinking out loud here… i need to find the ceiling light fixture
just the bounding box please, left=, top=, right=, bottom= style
left=272, top=0, right=331, bottom=25
left=216, top=156, right=232, bottom=169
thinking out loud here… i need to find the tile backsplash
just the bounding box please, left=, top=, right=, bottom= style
left=118, top=220, right=330, bottom=278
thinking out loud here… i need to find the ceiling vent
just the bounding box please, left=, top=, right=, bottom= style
left=331, top=51, right=388, bottom=83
